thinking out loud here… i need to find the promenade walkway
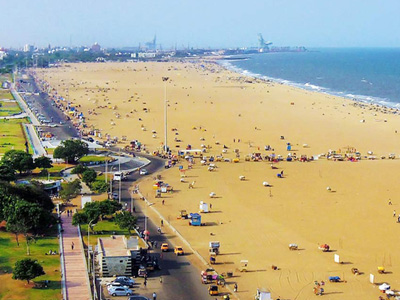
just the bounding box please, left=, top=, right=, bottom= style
left=61, top=213, right=91, bottom=300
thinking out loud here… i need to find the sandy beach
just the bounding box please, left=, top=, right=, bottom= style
left=40, top=60, right=400, bottom=299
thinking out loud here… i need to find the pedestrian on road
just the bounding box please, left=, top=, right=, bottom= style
left=153, top=292, right=157, bottom=300
left=234, top=283, right=238, bottom=292
left=71, top=242, right=74, bottom=250
left=133, top=206, right=136, bottom=213
left=67, top=210, right=69, bottom=217
left=159, top=276, right=163, bottom=283
left=143, top=279, right=147, bottom=288
left=162, top=199, right=165, bottom=205
left=161, top=219, right=164, bottom=227
left=394, top=210, right=396, bottom=217
left=389, top=199, right=393, bottom=205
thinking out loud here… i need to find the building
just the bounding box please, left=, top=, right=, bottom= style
left=97, top=235, right=145, bottom=277
left=91, top=42, right=101, bottom=53
left=0, top=49, right=7, bottom=60
left=23, top=44, right=34, bottom=52
left=131, top=52, right=157, bottom=59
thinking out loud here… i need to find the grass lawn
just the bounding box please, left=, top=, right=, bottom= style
left=28, top=163, right=72, bottom=180
left=80, top=219, right=130, bottom=247
left=0, top=118, right=29, bottom=155
left=0, top=100, right=22, bottom=117
left=79, top=155, right=113, bottom=163
left=0, top=90, right=14, bottom=100
left=0, top=230, right=61, bottom=300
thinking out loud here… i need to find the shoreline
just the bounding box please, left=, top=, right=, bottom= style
left=218, top=55, right=400, bottom=112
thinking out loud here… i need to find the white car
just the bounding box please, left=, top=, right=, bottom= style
left=107, top=286, right=133, bottom=297
left=139, top=169, right=148, bottom=175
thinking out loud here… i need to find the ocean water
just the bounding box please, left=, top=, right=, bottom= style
left=220, top=48, right=400, bottom=107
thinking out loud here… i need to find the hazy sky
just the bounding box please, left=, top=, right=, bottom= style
left=1, top=0, right=400, bottom=49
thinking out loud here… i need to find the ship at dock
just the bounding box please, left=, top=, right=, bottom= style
left=222, top=34, right=307, bottom=57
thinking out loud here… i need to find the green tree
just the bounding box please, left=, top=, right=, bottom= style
left=12, top=258, right=45, bottom=284
left=114, top=211, right=137, bottom=234
left=59, top=179, right=81, bottom=202
left=0, top=164, right=16, bottom=182
left=0, top=182, right=54, bottom=221
left=72, top=211, right=88, bottom=225
left=5, top=200, right=53, bottom=254
left=1, top=150, right=35, bottom=174
left=82, top=169, right=97, bottom=186
left=53, top=139, right=88, bottom=163
left=71, top=164, right=87, bottom=175
left=72, top=200, right=122, bottom=225
left=91, top=181, right=109, bottom=193
left=34, top=156, right=53, bottom=170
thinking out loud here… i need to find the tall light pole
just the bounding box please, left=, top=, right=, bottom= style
left=87, top=220, right=96, bottom=271
left=118, top=148, right=121, bottom=203
left=162, top=77, right=169, bottom=153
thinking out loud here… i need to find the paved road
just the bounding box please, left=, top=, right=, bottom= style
left=116, top=156, right=213, bottom=300
left=16, top=74, right=79, bottom=140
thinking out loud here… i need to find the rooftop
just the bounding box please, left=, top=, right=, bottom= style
left=98, top=235, right=139, bottom=257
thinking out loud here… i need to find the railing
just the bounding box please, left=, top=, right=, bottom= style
left=58, top=220, right=67, bottom=300
left=77, top=224, right=93, bottom=299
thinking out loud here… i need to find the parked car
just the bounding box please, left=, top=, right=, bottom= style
left=107, top=286, right=133, bottom=297
left=113, top=276, right=135, bottom=287
left=128, top=296, right=149, bottom=300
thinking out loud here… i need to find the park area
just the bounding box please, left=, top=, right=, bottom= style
left=0, top=230, right=61, bottom=300
left=0, top=118, right=30, bottom=155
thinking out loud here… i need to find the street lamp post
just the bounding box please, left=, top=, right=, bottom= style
left=87, top=220, right=96, bottom=271
left=162, top=77, right=169, bottom=153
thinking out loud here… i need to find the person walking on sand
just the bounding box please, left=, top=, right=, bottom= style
left=71, top=242, right=74, bottom=250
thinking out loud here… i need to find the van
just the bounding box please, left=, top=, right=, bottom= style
left=113, top=172, right=122, bottom=181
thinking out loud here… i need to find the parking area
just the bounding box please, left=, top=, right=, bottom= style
left=100, top=276, right=163, bottom=300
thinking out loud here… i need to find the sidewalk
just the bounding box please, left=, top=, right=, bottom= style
left=61, top=213, right=91, bottom=300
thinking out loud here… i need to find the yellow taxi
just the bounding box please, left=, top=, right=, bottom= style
left=161, top=243, right=169, bottom=252
left=174, top=246, right=184, bottom=256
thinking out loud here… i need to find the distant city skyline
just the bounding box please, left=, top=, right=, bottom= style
left=1, top=0, right=400, bottom=49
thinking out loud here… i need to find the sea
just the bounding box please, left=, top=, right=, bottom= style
left=219, top=48, right=400, bottom=108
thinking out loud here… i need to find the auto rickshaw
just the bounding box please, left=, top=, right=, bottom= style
left=210, top=252, right=216, bottom=264
left=179, top=210, right=188, bottom=219
left=238, top=260, right=248, bottom=272
left=208, top=285, right=218, bottom=296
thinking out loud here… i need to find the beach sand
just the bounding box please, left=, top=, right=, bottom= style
left=41, top=61, right=400, bottom=299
